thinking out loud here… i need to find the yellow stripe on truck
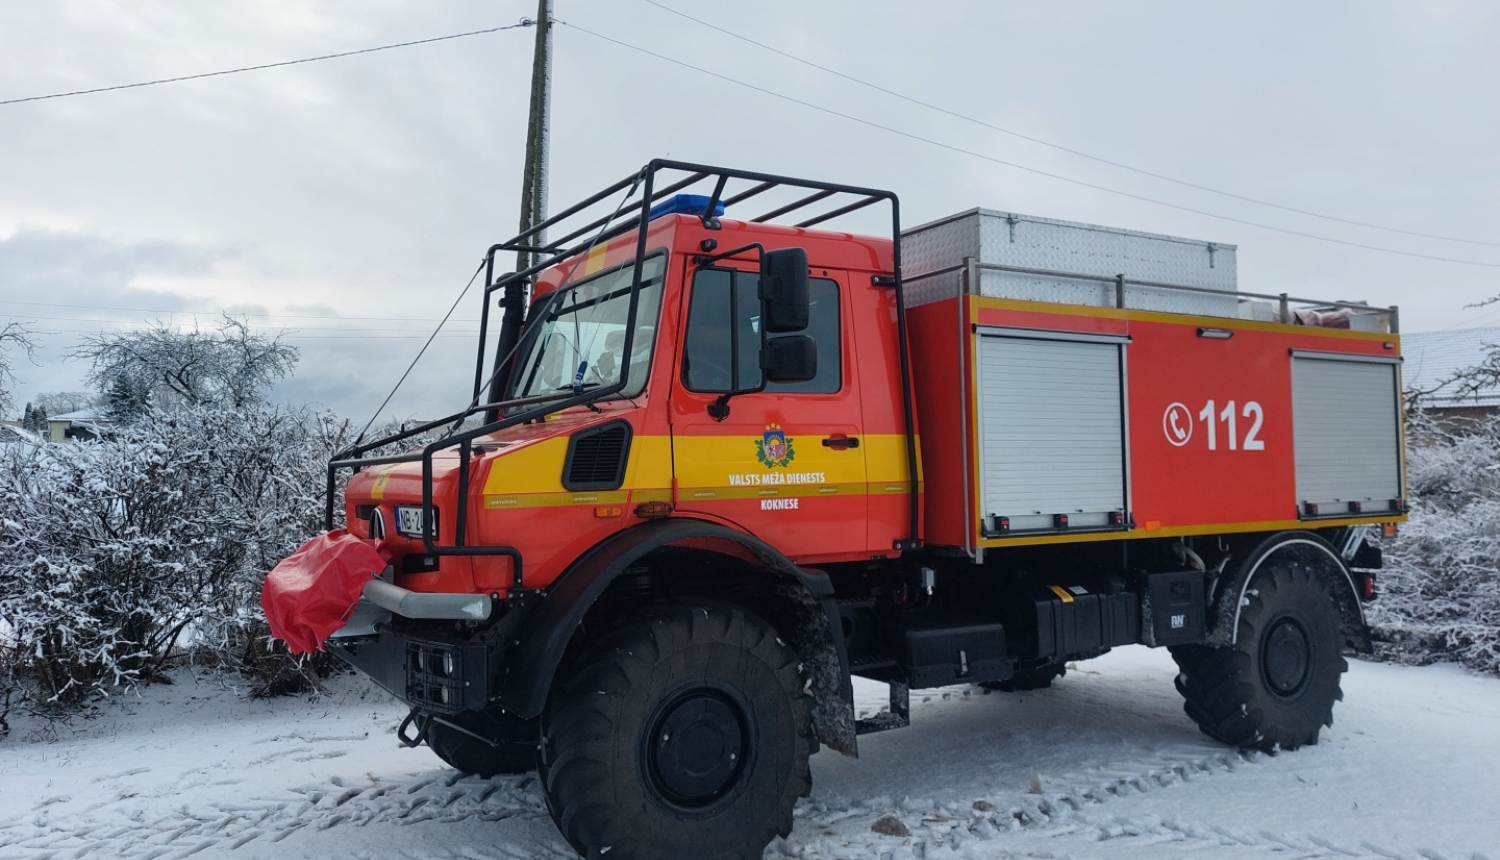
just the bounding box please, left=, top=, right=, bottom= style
left=480, top=435, right=674, bottom=499
left=481, top=438, right=571, bottom=495
left=862, top=433, right=921, bottom=484
left=679, top=482, right=869, bottom=501
left=476, top=433, right=915, bottom=509
left=370, top=466, right=396, bottom=500
left=584, top=243, right=608, bottom=275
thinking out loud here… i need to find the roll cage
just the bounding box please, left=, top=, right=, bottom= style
left=324, top=159, right=921, bottom=586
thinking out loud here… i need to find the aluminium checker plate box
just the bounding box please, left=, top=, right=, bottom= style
left=900, top=208, right=1238, bottom=317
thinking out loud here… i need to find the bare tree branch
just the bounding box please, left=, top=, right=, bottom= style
left=0, top=321, right=39, bottom=418
left=70, top=317, right=298, bottom=415
left=1436, top=341, right=1500, bottom=402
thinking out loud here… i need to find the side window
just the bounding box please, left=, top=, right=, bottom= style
left=682, top=268, right=841, bottom=394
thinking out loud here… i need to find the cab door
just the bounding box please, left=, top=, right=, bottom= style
left=669, top=263, right=867, bottom=562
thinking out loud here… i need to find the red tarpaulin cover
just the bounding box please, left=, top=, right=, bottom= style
left=262, top=529, right=391, bottom=654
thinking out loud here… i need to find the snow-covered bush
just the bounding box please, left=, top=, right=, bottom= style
left=0, top=404, right=356, bottom=715
left=0, top=321, right=480, bottom=729
left=1371, top=415, right=1500, bottom=675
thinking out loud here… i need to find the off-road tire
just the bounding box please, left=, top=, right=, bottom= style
left=1171, top=562, right=1347, bottom=751
left=425, top=708, right=539, bottom=777
left=982, top=663, right=1066, bottom=692
left=541, top=602, right=813, bottom=860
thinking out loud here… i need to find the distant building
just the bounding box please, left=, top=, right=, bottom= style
left=1402, top=326, right=1500, bottom=421
left=47, top=406, right=113, bottom=442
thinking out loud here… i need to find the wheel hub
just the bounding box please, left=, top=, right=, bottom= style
left=1262, top=617, right=1312, bottom=696
left=648, top=692, right=747, bottom=807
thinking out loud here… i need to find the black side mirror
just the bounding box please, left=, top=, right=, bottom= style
left=760, top=335, right=817, bottom=383
left=759, top=248, right=810, bottom=333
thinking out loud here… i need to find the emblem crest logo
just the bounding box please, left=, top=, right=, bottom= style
left=755, top=424, right=795, bottom=469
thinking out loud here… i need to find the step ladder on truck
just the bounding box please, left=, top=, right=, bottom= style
left=265, top=160, right=1402, bottom=860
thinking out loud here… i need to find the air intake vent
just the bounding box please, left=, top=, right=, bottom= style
left=563, top=421, right=633, bottom=491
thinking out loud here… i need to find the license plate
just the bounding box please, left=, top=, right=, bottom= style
left=394, top=505, right=434, bottom=538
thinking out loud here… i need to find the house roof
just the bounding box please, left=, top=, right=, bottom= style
left=49, top=406, right=111, bottom=423
left=1402, top=326, right=1500, bottom=408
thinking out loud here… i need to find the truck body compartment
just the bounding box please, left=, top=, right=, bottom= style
left=899, top=620, right=1011, bottom=689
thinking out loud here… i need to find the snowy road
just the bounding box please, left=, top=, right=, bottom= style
left=2, top=648, right=1496, bottom=860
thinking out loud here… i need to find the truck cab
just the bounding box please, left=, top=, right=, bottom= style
left=342, top=208, right=915, bottom=591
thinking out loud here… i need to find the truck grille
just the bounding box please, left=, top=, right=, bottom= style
left=563, top=421, right=632, bottom=490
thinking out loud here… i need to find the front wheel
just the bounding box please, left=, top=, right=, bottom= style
left=541, top=602, right=813, bottom=860
left=1171, top=561, right=1347, bottom=751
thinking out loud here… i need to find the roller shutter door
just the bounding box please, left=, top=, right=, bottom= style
left=1291, top=353, right=1403, bottom=515
left=975, top=332, right=1128, bottom=533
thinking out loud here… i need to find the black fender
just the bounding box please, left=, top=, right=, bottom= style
left=496, top=518, right=856, bottom=752
left=1207, top=530, right=1369, bottom=652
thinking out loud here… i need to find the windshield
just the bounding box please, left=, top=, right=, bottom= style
left=508, top=255, right=666, bottom=401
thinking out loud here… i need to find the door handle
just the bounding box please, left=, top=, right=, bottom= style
left=821, top=435, right=859, bottom=449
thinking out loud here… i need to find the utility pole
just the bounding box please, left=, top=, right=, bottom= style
left=516, top=0, right=553, bottom=272
left=489, top=0, right=552, bottom=412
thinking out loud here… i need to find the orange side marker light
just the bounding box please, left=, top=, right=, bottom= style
left=594, top=506, right=623, bottom=518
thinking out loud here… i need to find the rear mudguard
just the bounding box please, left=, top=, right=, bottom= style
left=1208, top=530, right=1369, bottom=652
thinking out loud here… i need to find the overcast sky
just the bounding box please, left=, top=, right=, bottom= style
left=2, top=1, right=1498, bottom=421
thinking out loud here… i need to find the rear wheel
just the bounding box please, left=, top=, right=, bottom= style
left=541, top=602, right=813, bottom=860
left=1171, top=561, right=1346, bottom=751
left=425, top=708, right=539, bottom=777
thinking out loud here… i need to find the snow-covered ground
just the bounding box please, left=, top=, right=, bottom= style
left=2, top=648, right=1496, bottom=860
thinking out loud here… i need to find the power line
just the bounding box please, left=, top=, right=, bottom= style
left=0, top=20, right=536, bottom=107
left=639, top=0, right=1500, bottom=251
left=0, top=297, right=479, bottom=323
left=561, top=20, right=1500, bottom=271
left=354, top=260, right=485, bottom=444
left=30, top=327, right=474, bottom=340
left=10, top=312, right=480, bottom=333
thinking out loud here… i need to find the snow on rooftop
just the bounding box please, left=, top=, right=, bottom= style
left=49, top=405, right=111, bottom=423
left=1402, top=326, right=1500, bottom=407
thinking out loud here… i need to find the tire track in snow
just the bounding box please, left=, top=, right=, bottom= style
left=790, top=746, right=1488, bottom=860
left=4, top=741, right=1489, bottom=860
left=0, top=768, right=548, bottom=860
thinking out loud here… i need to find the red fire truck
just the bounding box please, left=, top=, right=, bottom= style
left=287, top=161, right=1403, bottom=860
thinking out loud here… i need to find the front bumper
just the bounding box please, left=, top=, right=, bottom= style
left=361, top=579, right=492, bottom=621
left=327, top=617, right=498, bottom=715
left=323, top=576, right=492, bottom=714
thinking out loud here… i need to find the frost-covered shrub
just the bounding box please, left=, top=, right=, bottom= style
left=0, top=617, right=18, bottom=736
left=0, top=405, right=354, bottom=711
left=1371, top=415, right=1500, bottom=675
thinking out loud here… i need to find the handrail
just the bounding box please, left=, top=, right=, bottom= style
left=903, top=260, right=1399, bottom=332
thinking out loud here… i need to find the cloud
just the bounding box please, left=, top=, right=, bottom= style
left=0, top=227, right=224, bottom=305
left=0, top=229, right=227, bottom=413
left=0, top=226, right=478, bottom=420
